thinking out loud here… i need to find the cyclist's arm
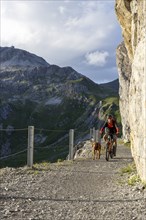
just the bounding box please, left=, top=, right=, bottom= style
left=115, top=123, right=119, bottom=134
left=100, top=122, right=108, bottom=133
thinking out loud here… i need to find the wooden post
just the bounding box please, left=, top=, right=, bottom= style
left=27, top=126, right=34, bottom=167
left=96, top=129, right=101, bottom=144
left=90, top=128, right=93, bottom=139
left=93, top=127, right=96, bottom=142
left=69, top=129, right=74, bottom=160
left=95, top=130, right=98, bottom=142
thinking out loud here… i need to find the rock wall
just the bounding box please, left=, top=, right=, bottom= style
left=116, top=42, right=131, bottom=142
left=115, top=0, right=146, bottom=181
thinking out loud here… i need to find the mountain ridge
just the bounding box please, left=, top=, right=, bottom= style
left=0, top=46, right=120, bottom=166
left=0, top=46, right=50, bottom=69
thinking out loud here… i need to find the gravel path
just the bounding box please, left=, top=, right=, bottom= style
left=0, top=141, right=146, bottom=220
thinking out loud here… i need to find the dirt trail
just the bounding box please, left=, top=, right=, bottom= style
left=0, top=142, right=146, bottom=220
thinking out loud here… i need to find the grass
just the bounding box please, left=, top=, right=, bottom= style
left=142, top=181, right=146, bottom=188
left=57, top=158, right=64, bottom=163
left=128, top=174, right=141, bottom=186
left=68, top=78, right=84, bottom=83
left=117, top=139, right=124, bottom=145
left=119, top=162, right=146, bottom=188
left=103, top=96, right=119, bottom=105
left=101, top=97, right=121, bottom=123
left=117, top=139, right=131, bottom=148
left=124, top=142, right=131, bottom=148
left=28, top=161, right=51, bottom=173
left=29, top=159, right=74, bottom=172
left=120, top=162, right=136, bottom=175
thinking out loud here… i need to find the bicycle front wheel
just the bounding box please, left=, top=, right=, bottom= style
left=105, top=144, right=109, bottom=161
left=110, top=148, right=113, bottom=159
left=113, top=144, right=117, bottom=156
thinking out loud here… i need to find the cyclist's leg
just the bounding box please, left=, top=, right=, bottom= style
left=103, top=134, right=107, bottom=142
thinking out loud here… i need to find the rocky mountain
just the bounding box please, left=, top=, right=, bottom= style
left=100, top=79, right=119, bottom=94
left=0, top=46, right=119, bottom=167
left=115, top=0, right=146, bottom=181
left=0, top=46, right=50, bottom=69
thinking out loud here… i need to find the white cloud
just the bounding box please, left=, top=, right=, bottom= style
left=58, top=6, right=66, bottom=15
left=85, top=51, right=109, bottom=67
left=1, top=0, right=122, bottom=83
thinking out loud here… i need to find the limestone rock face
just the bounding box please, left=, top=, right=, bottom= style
left=116, top=42, right=131, bottom=142
left=115, top=0, right=146, bottom=181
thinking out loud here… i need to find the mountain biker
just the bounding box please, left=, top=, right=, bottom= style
left=100, top=114, right=119, bottom=156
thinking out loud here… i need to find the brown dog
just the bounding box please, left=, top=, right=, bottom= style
left=91, top=141, right=101, bottom=160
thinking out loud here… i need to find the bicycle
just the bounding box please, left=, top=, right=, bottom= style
left=105, top=133, right=114, bottom=161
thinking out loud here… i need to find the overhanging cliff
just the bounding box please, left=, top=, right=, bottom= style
left=115, top=0, right=146, bottom=181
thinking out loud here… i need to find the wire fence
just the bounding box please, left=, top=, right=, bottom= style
left=0, top=99, right=121, bottom=168
left=1, top=125, right=143, bottom=170
left=0, top=99, right=120, bottom=166
left=0, top=149, right=27, bottom=160
left=0, top=100, right=109, bottom=167
left=0, top=126, right=96, bottom=168
left=0, top=127, right=28, bottom=158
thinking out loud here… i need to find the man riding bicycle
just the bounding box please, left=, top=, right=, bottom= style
left=100, top=114, right=119, bottom=156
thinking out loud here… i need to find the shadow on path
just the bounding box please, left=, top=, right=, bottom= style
left=0, top=195, right=145, bottom=203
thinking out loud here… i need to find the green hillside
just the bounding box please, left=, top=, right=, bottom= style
left=0, top=47, right=121, bottom=168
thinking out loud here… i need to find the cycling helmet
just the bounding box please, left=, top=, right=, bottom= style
left=107, top=114, right=113, bottom=119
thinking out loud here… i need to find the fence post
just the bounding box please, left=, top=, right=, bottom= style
left=27, top=126, right=34, bottom=168
left=69, top=129, right=74, bottom=160
left=95, top=130, right=98, bottom=142
left=90, top=128, right=92, bottom=139
left=93, top=127, right=96, bottom=142
left=96, top=129, right=101, bottom=143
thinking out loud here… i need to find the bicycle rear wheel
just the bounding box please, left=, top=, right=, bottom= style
left=113, top=144, right=117, bottom=156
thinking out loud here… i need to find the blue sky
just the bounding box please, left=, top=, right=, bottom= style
left=1, top=0, right=122, bottom=83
